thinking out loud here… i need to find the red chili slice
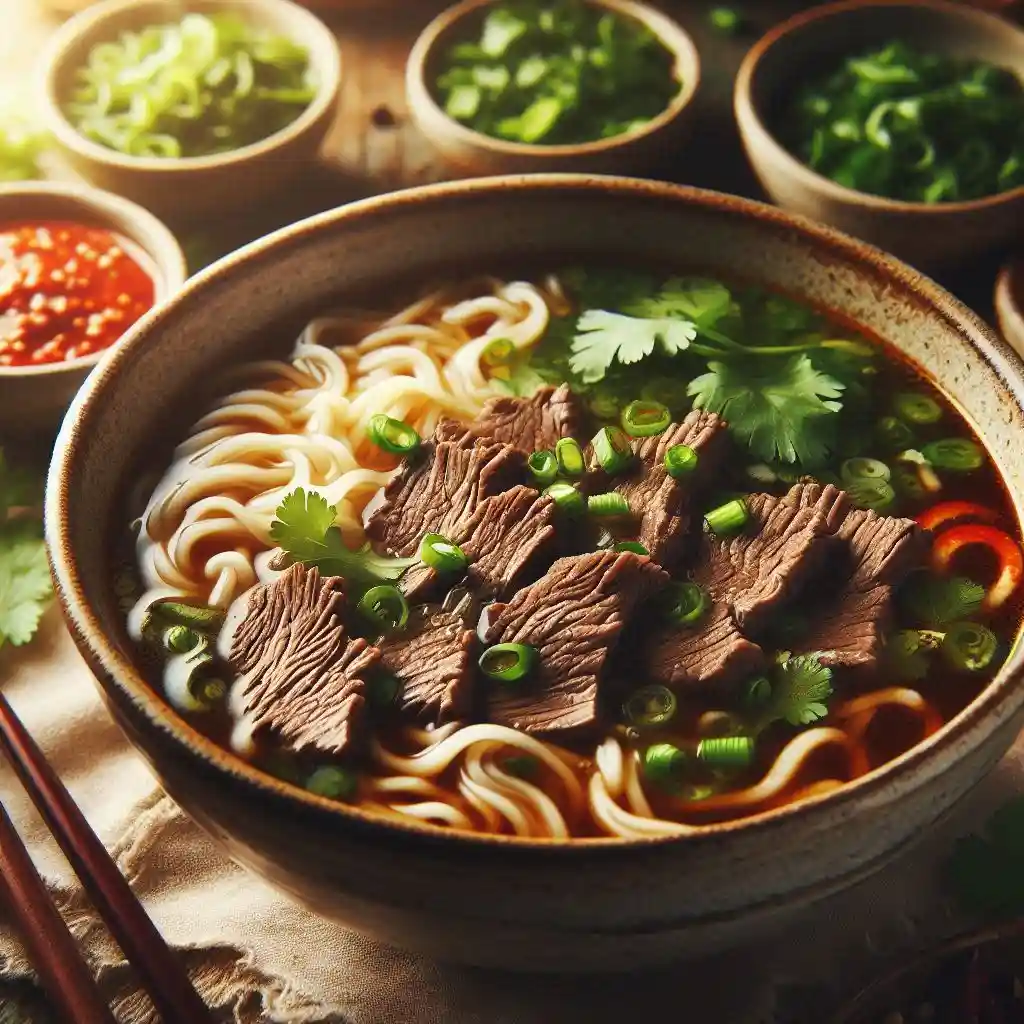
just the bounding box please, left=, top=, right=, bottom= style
left=916, top=501, right=1000, bottom=533
left=931, top=524, right=1024, bottom=611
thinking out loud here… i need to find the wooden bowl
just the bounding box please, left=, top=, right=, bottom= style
left=405, top=0, right=701, bottom=176
left=995, top=257, right=1024, bottom=357
left=35, top=0, right=343, bottom=225
left=0, top=181, right=187, bottom=437
left=734, top=0, right=1024, bottom=271
left=45, top=175, right=1024, bottom=972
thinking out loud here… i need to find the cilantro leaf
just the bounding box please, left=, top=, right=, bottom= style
left=882, top=629, right=932, bottom=682
left=759, top=653, right=833, bottom=728
left=0, top=519, right=52, bottom=649
left=622, top=277, right=735, bottom=334
left=687, top=354, right=844, bottom=466
left=900, top=573, right=985, bottom=628
left=270, top=488, right=416, bottom=588
left=569, top=309, right=696, bottom=383
left=946, top=795, right=1024, bottom=918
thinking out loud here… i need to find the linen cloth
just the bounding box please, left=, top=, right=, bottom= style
left=0, top=609, right=1020, bottom=1023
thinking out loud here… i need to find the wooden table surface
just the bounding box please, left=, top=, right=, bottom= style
left=2, top=0, right=1011, bottom=307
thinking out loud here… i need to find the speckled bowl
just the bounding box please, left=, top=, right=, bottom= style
left=46, top=175, right=1024, bottom=972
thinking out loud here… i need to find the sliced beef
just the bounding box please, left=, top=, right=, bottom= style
left=483, top=550, right=668, bottom=735
left=377, top=606, right=476, bottom=724
left=401, top=485, right=557, bottom=603
left=436, top=384, right=583, bottom=452
left=645, top=601, right=766, bottom=693
left=230, top=563, right=379, bottom=757
left=693, top=482, right=849, bottom=635
left=365, top=436, right=525, bottom=556
left=795, top=505, right=928, bottom=671
left=590, top=410, right=730, bottom=570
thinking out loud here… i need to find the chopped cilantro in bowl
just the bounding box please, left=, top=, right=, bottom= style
left=427, top=0, right=685, bottom=147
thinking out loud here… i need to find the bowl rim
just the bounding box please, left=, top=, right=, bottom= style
left=734, top=0, right=1024, bottom=216
left=0, top=179, right=188, bottom=379
left=405, top=0, right=701, bottom=158
left=46, top=172, right=1024, bottom=853
left=35, top=0, right=343, bottom=174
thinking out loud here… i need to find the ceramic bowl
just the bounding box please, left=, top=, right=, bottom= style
left=0, top=181, right=187, bottom=437
left=995, top=257, right=1024, bottom=358
left=35, top=0, right=342, bottom=225
left=406, top=0, right=700, bottom=176
left=46, top=175, right=1024, bottom=972
left=734, top=0, right=1024, bottom=271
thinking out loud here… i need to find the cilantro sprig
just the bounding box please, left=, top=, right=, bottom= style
left=751, top=652, right=834, bottom=730
left=270, top=488, right=416, bottom=588
left=0, top=449, right=52, bottom=650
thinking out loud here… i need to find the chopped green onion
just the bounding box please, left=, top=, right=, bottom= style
left=921, top=438, right=984, bottom=473
left=847, top=478, right=897, bottom=514
left=544, top=482, right=585, bottom=517
left=892, top=465, right=928, bottom=501
left=841, top=457, right=891, bottom=485
left=697, top=735, right=755, bottom=769
left=305, top=765, right=358, bottom=801
left=479, top=642, right=537, bottom=683
left=614, top=541, right=649, bottom=556
left=368, top=672, right=402, bottom=710
left=503, top=755, right=538, bottom=779
left=481, top=337, right=515, bottom=368
left=708, top=7, right=741, bottom=34
left=941, top=621, right=999, bottom=673
left=742, top=676, right=772, bottom=709
left=163, top=625, right=204, bottom=654
left=587, top=492, right=630, bottom=518
left=149, top=600, right=224, bottom=631
left=591, top=426, right=634, bottom=475
left=662, top=581, right=707, bottom=626
left=898, top=449, right=942, bottom=494
left=527, top=450, right=559, bottom=488
left=876, top=415, right=916, bottom=453
left=622, top=685, right=677, bottom=729
left=368, top=414, right=421, bottom=457
left=705, top=499, right=749, bottom=537
left=664, top=444, right=699, bottom=480
left=357, top=585, right=409, bottom=632
left=419, top=533, right=469, bottom=574
left=642, top=743, right=688, bottom=789
left=894, top=392, right=942, bottom=426
left=621, top=400, right=671, bottom=438
left=555, top=437, right=585, bottom=477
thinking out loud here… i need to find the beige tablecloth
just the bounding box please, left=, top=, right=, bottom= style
left=0, top=607, right=1021, bottom=1023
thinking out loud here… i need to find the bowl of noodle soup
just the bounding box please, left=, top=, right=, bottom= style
left=47, top=175, right=1024, bottom=971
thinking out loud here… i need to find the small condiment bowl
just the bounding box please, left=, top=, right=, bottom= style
left=995, top=257, right=1024, bottom=358
left=734, top=0, right=1024, bottom=271
left=405, top=0, right=701, bottom=177
left=35, top=0, right=343, bottom=225
left=0, top=181, right=187, bottom=437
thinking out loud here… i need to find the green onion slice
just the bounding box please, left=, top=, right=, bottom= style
left=894, top=392, right=942, bottom=426
left=920, top=438, right=984, bottom=473
left=876, top=415, right=916, bottom=453
left=847, top=478, right=897, bottom=514
left=149, top=600, right=224, bottom=631
left=479, top=642, right=537, bottom=683
left=163, top=625, right=204, bottom=655
left=305, top=765, right=358, bottom=800
left=587, top=492, right=630, bottom=518
left=544, top=482, right=585, bottom=517
left=481, top=337, right=515, bottom=368
left=357, top=585, right=409, bottom=632
left=419, top=533, right=469, bottom=574
left=841, top=457, right=891, bottom=485
left=697, top=735, right=755, bottom=769
left=614, top=541, right=649, bottom=555
left=555, top=437, right=585, bottom=477
left=623, top=684, right=677, bottom=728
left=368, top=414, right=421, bottom=457
left=705, top=498, right=749, bottom=536
left=742, top=676, right=772, bottom=709
left=941, top=621, right=999, bottom=673
left=663, top=581, right=708, bottom=626
left=621, top=400, right=671, bottom=438
left=664, top=444, right=698, bottom=480
left=642, top=743, right=688, bottom=789
left=591, top=425, right=634, bottom=475
left=527, top=449, right=559, bottom=488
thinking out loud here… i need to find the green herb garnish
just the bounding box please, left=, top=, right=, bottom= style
left=900, top=573, right=986, bottom=628
left=64, top=12, right=316, bottom=159
left=433, top=0, right=680, bottom=146
left=755, top=653, right=833, bottom=729
left=785, top=40, right=1024, bottom=203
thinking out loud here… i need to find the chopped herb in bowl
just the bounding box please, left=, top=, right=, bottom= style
left=783, top=40, right=1024, bottom=204
left=432, top=0, right=682, bottom=146
left=63, top=12, right=317, bottom=160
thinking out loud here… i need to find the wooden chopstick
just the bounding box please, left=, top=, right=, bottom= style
left=0, top=798, right=116, bottom=1024
left=0, top=690, right=213, bottom=1023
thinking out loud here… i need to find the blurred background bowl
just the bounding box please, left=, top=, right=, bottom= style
left=995, top=257, right=1024, bottom=356
left=734, top=0, right=1024, bottom=271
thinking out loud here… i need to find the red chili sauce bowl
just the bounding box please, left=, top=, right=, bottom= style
left=0, top=183, right=186, bottom=436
